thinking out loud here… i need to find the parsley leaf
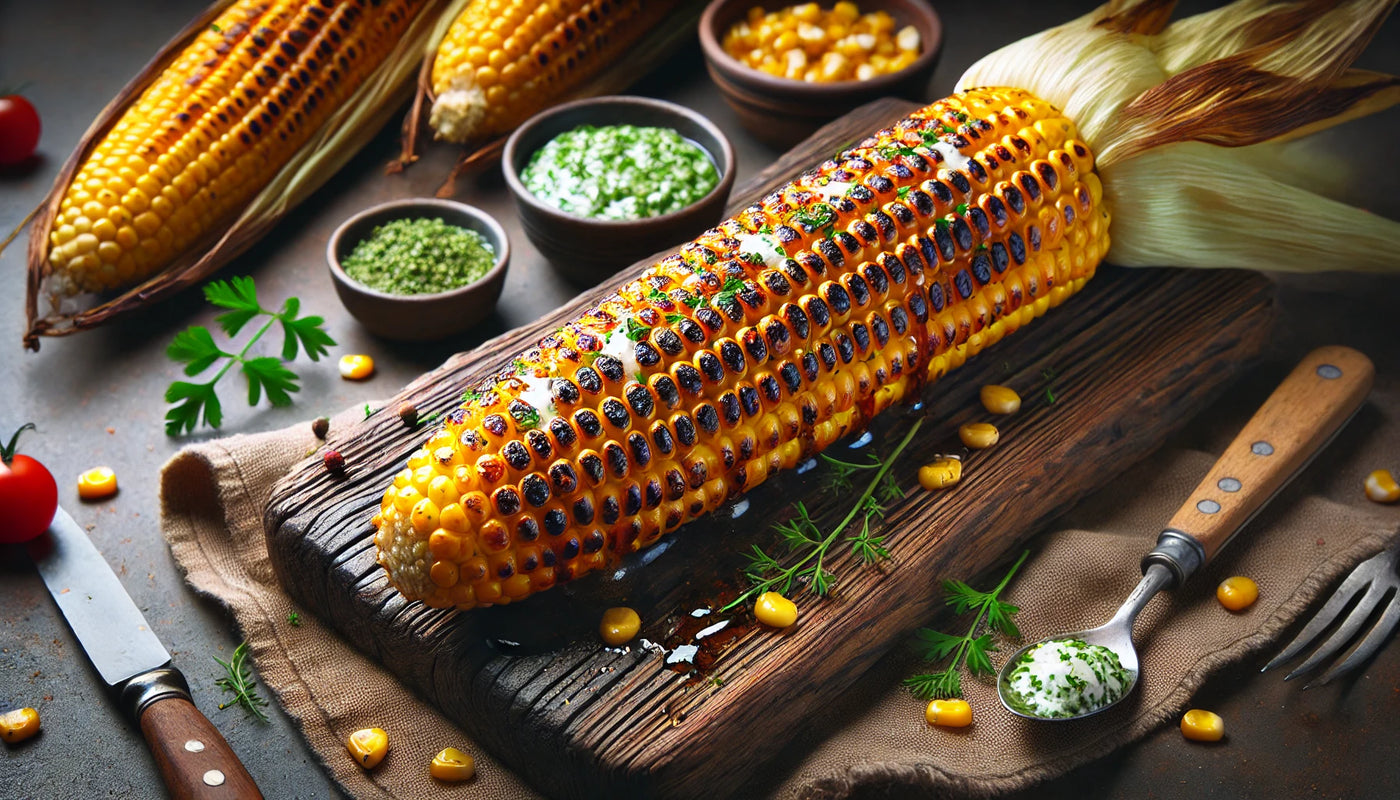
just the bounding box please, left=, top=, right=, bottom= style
left=206, top=276, right=261, bottom=337
left=896, top=186, right=911, bottom=200
left=242, top=357, right=299, bottom=407
left=167, top=326, right=226, bottom=377
left=623, top=317, right=652, bottom=342
left=713, top=277, right=746, bottom=308
left=955, top=203, right=970, bottom=215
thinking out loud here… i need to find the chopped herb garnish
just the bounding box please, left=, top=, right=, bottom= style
left=363, top=404, right=373, bottom=419
left=664, top=312, right=686, bottom=325
left=792, top=202, right=836, bottom=231
left=682, top=294, right=707, bottom=309
left=510, top=403, right=541, bottom=430
left=713, top=277, right=746, bottom=308
left=624, top=317, right=652, bottom=342
left=287, top=612, right=301, bottom=627
left=896, top=186, right=911, bottom=200
left=955, top=203, right=970, bottom=215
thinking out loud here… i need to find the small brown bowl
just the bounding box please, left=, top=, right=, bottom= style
left=700, top=0, right=943, bottom=147
left=502, top=95, right=736, bottom=285
left=327, top=198, right=509, bottom=342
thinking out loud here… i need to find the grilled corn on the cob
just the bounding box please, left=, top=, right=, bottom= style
left=375, top=87, right=1109, bottom=609
left=47, top=0, right=427, bottom=295
left=428, top=0, right=679, bottom=143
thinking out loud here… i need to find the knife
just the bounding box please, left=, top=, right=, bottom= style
left=27, top=507, right=263, bottom=799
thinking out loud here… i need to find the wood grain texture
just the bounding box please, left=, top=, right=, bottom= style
left=264, top=98, right=1276, bottom=799
left=139, top=697, right=263, bottom=800
left=1164, top=346, right=1373, bottom=562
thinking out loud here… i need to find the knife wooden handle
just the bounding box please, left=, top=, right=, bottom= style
left=1164, top=346, right=1373, bottom=564
left=139, top=696, right=264, bottom=800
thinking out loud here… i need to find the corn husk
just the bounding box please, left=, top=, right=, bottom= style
left=20, top=0, right=452, bottom=350
left=392, top=0, right=708, bottom=197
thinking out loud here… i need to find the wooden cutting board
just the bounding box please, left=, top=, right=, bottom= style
left=264, top=98, right=1275, bottom=799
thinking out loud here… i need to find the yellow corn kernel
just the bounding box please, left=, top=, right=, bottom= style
left=599, top=606, right=642, bottom=645
left=430, top=747, right=475, bottom=782
left=958, top=423, right=1000, bottom=449
left=918, top=457, right=962, bottom=490
left=980, top=384, right=1022, bottom=415
left=1216, top=576, right=1259, bottom=612
left=0, top=708, right=41, bottom=744
left=755, top=591, right=798, bottom=627
left=1180, top=709, right=1224, bottom=742
left=1364, top=469, right=1399, bottom=503
left=924, top=698, right=972, bottom=728
left=347, top=727, right=389, bottom=769
left=339, top=354, right=376, bottom=380
left=77, top=467, right=119, bottom=500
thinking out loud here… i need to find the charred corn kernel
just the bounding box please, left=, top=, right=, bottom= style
left=375, top=88, right=1108, bottom=610
left=980, top=385, right=1022, bottom=415
left=77, top=466, right=119, bottom=500
left=600, top=606, right=642, bottom=645
left=430, top=747, right=475, bottom=782
left=430, top=0, right=680, bottom=143
left=0, top=708, right=41, bottom=744
left=1364, top=469, right=1399, bottom=503
left=924, top=698, right=972, bottom=728
left=1180, top=709, right=1224, bottom=742
left=959, top=423, right=1000, bottom=449
left=347, top=727, right=389, bottom=769
left=755, top=592, right=799, bottom=627
left=919, top=457, right=963, bottom=490
left=723, top=2, right=921, bottom=83
left=46, top=0, right=427, bottom=295
left=1216, top=576, right=1259, bottom=612
left=339, top=354, right=375, bottom=381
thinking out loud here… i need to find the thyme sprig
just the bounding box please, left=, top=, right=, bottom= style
left=903, top=550, right=1029, bottom=700
left=214, top=641, right=270, bottom=722
left=724, top=419, right=924, bottom=611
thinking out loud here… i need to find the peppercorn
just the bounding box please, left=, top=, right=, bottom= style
left=324, top=450, right=346, bottom=474
left=398, top=403, right=419, bottom=428
left=312, top=416, right=330, bottom=439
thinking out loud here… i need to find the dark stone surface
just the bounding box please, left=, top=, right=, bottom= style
left=1, top=2, right=1396, bottom=799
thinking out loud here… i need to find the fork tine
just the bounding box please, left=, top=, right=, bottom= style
left=1305, top=592, right=1400, bottom=688
left=1283, top=579, right=1389, bottom=681
left=1263, top=555, right=1380, bottom=672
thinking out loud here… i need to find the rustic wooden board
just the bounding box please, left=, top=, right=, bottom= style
left=265, top=98, right=1276, bottom=799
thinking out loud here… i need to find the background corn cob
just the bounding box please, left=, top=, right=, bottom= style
left=46, top=0, right=427, bottom=296
left=428, top=0, right=681, bottom=143
left=375, top=87, right=1110, bottom=609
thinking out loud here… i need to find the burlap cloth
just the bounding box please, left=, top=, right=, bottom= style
left=160, top=388, right=1400, bottom=800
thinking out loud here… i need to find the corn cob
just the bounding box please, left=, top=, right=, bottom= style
left=375, top=87, right=1110, bottom=609
left=46, top=0, right=426, bottom=295
left=428, top=0, right=679, bottom=144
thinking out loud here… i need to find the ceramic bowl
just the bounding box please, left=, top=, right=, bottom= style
left=502, top=95, right=736, bottom=285
left=699, top=0, right=943, bottom=147
left=327, top=198, right=509, bottom=342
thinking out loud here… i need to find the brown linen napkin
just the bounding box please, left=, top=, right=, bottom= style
left=160, top=413, right=1398, bottom=800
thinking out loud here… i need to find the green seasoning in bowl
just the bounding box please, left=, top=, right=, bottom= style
left=342, top=217, right=496, bottom=295
left=521, top=124, right=720, bottom=220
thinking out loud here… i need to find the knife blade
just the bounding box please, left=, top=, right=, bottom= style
left=28, top=507, right=263, bottom=799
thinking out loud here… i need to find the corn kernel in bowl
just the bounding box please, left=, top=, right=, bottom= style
left=722, top=3, right=921, bottom=83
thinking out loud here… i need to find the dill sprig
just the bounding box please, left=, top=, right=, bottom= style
left=214, top=641, right=270, bottom=722
left=724, top=419, right=924, bottom=611
left=904, top=550, right=1029, bottom=700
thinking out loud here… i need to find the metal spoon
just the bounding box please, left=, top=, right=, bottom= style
left=997, top=346, right=1373, bottom=721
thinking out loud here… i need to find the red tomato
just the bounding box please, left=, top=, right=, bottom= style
left=1, top=424, right=59, bottom=543
left=0, top=95, right=41, bottom=166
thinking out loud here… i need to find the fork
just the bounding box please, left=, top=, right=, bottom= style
left=1262, top=538, right=1400, bottom=687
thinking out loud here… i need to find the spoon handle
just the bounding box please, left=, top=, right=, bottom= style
left=1145, top=346, right=1373, bottom=583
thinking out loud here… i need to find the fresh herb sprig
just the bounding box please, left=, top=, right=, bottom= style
left=214, top=641, right=270, bottom=722
left=164, top=277, right=335, bottom=436
left=904, top=550, right=1029, bottom=700
left=724, top=419, right=924, bottom=611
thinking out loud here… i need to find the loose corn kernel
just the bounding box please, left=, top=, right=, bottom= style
left=1, top=708, right=41, bottom=744
left=1216, top=576, right=1259, bottom=612
left=980, top=385, right=1022, bottom=415
left=1180, top=709, right=1224, bottom=742
left=924, top=698, right=972, bottom=728
left=347, top=727, right=389, bottom=769
left=918, top=457, right=963, bottom=490
left=77, top=466, right=119, bottom=500
left=600, top=607, right=642, bottom=645
left=430, top=747, right=475, bottom=782
left=1364, top=469, right=1399, bottom=503
left=959, top=423, right=1000, bottom=450
left=339, top=354, right=376, bottom=381
left=754, top=591, right=798, bottom=628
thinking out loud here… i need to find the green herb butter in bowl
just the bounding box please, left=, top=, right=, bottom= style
left=504, top=96, right=735, bottom=285
left=328, top=199, right=509, bottom=342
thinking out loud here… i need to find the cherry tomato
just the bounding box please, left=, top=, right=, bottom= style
left=0, top=95, right=41, bottom=166
left=1, top=424, right=59, bottom=543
